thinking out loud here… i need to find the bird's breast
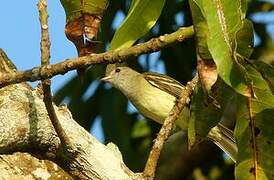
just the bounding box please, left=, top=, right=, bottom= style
left=128, top=84, right=175, bottom=124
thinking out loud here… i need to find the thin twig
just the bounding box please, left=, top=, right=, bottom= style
left=38, top=0, right=71, bottom=146
left=142, top=74, right=199, bottom=180
left=0, top=26, right=194, bottom=88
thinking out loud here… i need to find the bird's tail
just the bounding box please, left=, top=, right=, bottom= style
left=207, top=123, right=237, bottom=162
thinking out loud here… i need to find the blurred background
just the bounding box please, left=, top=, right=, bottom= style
left=0, top=0, right=273, bottom=179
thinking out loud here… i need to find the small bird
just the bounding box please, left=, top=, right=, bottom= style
left=101, top=66, right=237, bottom=162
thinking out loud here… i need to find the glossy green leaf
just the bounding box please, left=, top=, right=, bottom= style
left=254, top=61, right=274, bottom=94
left=190, top=0, right=253, bottom=96
left=236, top=20, right=254, bottom=59
left=187, top=17, right=254, bottom=144
left=128, top=0, right=138, bottom=14
left=60, top=0, right=108, bottom=22
left=188, top=79, right=235, bottom=146
left=235, top=62, right=274, bottom=179
left=110, top=0, right=166, bottom=50
left=190, top=0, right=250, bottom=60
left=189, top=0, right=211, bottom=60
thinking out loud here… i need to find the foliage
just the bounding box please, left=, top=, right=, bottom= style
left=56, top=0, right=274, bottom=179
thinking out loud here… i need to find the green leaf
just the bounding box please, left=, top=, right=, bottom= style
left=60, top=0, right=108, bottom=22
left=235, top=63, right=274, bottom=179
left=189, top=0, right=211, bottom=60
left=110, top=0, right=166, bottom=50
left=236, top=20, right=254, bottom=59
left=60, top=0, right=108, bottom=52
left=253, top=61, right=274, bottom=94
left=190, top=0, right=253, bottom=96
left=131, top=120, right=151, bottom=138
left=188, top=79, right=235, bottom=146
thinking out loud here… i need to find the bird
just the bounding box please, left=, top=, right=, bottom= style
left=101, top=66, right=237, bottom=162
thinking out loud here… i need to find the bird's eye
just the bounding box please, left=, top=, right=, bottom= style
left=115, top=68, right=121, bottom=73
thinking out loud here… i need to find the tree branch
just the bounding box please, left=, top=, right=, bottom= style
left=0, top=152, right=72, bottom=179
left=38, top=0, right=71, bottom=148
left=0, top=82, right=136, bottom=179
left=142, top=74, right=199, bottom=180
left=0, top=26, right=194, bottom=88
left=0, top=48, right=137, bottom=179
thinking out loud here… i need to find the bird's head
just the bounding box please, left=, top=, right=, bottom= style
left=101, top=66, right=140, bottom=90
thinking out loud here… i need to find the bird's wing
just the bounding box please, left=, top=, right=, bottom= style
left=143, top=72, right=185, bottom=98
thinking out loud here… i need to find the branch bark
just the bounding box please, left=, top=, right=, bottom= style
left=0, top=82, right=138, bottom=179
left=0, top=152, right=72, bottom=179
left=0, top=26, right=194, bottom=88
left=0, top=49, right=137, bottom=179
left=38, top=0, right=71, bottom=149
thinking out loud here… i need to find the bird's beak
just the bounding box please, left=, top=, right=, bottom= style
left=101, top=75, right=112, bottom=82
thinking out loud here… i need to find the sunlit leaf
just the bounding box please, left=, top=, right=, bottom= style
left=110, top=0, right=165, bottom=50
left=189, top=0, right=211, bottom=60
left=254, top=61, right=274, bottom=94
left=60, top=0, right=107, bottom=20
left=236, top=20, right=254, bottom=59
left=235, top=62, right=274, bottom=179
left=60, top=0, right=108, bottom=41
left=188, top=0, right=254, bottom=146
left=190, top=0, right=253, bottom=96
